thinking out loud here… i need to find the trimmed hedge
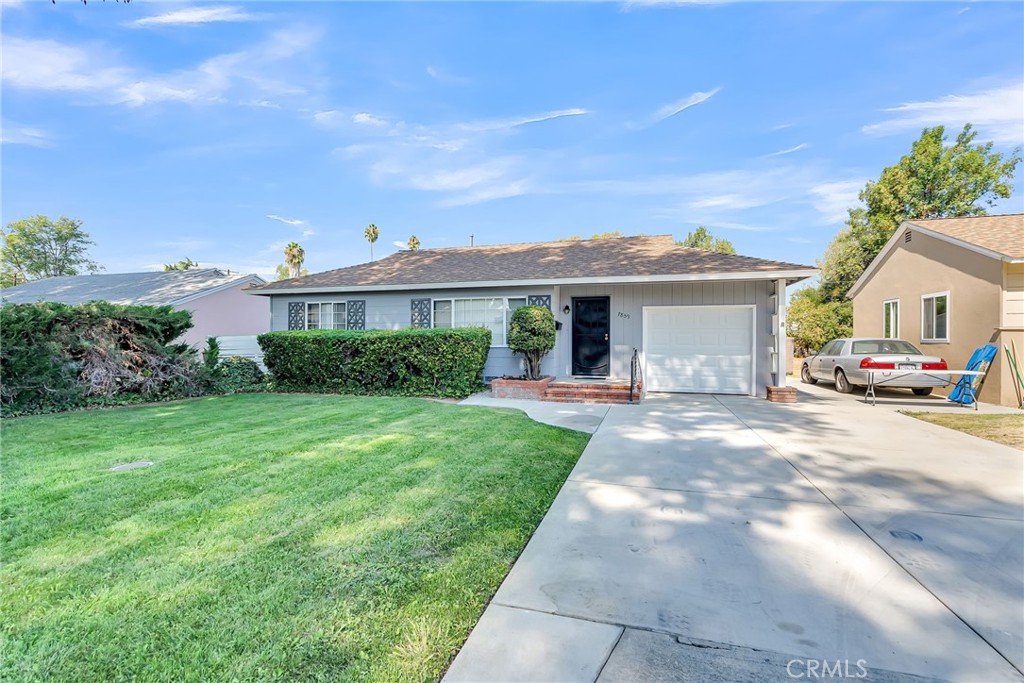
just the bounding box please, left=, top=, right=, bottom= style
left=0, top=301, right=197, bottom=416
left=258, top=327, right=491, bottom=398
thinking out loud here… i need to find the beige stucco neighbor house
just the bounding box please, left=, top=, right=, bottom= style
left=847, top=214, right=1024, bottom=407
left=0, top=269, right=269, bottom=348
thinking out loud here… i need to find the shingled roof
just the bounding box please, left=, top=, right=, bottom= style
left=1, top=269, right=265, bottom=306
left=248, top=235, right=815, bottom=293
left=905, top=214, right=1024, bottom=260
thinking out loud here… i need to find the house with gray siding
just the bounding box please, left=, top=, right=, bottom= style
left=245, top=235, right=816, bottom=396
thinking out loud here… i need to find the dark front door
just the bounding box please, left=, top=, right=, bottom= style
left=572, top=297, right=610, bottom=376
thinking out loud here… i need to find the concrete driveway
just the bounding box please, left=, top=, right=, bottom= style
left=446, top=389, right=1023, bottom=682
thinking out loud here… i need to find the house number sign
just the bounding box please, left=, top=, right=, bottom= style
left=617, top=312, right=631, bottom=319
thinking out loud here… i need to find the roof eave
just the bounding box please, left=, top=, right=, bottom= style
left=245, top=269, right=819, bottom=296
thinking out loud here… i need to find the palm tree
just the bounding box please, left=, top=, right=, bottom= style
left=364, top=224, right=379, bottom=261
left=407, top=235, right=421, bottom=251
left=283, top=241, right=305, bottom=279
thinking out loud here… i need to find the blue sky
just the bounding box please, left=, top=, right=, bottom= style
left=2, top=1, right=1022, bottom=279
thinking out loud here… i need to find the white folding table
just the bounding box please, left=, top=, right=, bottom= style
left=864, top=369, right=987, bottom=409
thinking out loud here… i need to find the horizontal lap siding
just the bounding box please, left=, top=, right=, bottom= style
left=555, top=281, right=773, bottom=391
left=266, top=287, right=555, bottom=379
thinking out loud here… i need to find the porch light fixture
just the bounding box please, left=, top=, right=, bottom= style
left=562, top=304, right=571, bottom=315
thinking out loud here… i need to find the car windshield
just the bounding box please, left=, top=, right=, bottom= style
left=850, top=340, right=922, bottom=355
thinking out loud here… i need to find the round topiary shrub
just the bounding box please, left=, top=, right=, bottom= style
left=508, top=305, right=556, bottom=380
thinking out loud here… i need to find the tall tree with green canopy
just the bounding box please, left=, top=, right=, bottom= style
left=1, top=215, right=102, bottom=288
left=364, top=224, right=380, bottom=261
left=820, top=124, right=1020, bottom=301
left=677, top=226, right=736, bottom=254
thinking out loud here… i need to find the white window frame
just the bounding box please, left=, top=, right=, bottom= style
left=431, top=296, right=529, bottom=347
left=305, top=301, right=348, bottom=331
left=920, top=291, right=949, bottom=343
left=882, top=298, right=900, bottom=339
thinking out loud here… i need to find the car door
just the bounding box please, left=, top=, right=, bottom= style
left=813, top=341, right=842, bottom=380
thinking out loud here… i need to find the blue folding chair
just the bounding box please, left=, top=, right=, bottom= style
left=948, top=344, right=998, bottom=406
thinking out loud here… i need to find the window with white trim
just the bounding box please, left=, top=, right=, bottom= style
left=431, top=297, right=528, bottom=346
left=921, top=292, right=948, bottom=342
left=882, top=299, right=899, bottom=339
left=306, top=302, right=347, bottom=330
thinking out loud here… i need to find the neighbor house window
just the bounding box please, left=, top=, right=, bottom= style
left=882, top=299, right=900, bottom=339
left=431, top=297, right=529, bottom=346
left=306, top=302, right=347, bottom=330
left=921, top=292, right=949, bottom=342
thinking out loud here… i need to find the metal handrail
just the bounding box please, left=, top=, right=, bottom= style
left=629, top=348, right=642, bottom=404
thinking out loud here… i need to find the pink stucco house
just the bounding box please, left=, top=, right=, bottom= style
left=0, top=269, right=269, bottom=347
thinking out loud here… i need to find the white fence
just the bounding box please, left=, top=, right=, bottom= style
left=216, top=335, right=265, bottom=369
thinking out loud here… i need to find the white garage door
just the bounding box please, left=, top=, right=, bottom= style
left=644, top=306, right=754, bottom=395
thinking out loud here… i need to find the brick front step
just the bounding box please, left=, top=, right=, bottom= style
left=542, top=385, right=641, bottom=404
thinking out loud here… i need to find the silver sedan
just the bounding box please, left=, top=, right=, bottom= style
left=800, top=338, right=950, bottom=395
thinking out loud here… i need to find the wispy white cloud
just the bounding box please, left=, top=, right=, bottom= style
left=1, top=27, right=321, bottom=108
left=392, top=240, right=408, bottom=249
left=0, top=121, right=53, bottom=147
left=335, top=106, right=588, bottom=207
left=862, top=82, right=1024, bottom=146
left=266, top=214, right=306, bottom=226
left=688, top=193, right=770, bottom=210
left=644, top=87, right=721, bottom=126
left=786, top=236, right=815, bottom=244
left=766, top=143, right=807, bottom=157
left=129, top=6, right=261, bottom=28
left=810, top=180, right=864, bottom=223
left=301, top=229, right=316, bottom=237
left=457, top=108, right=590, bottom=133
left=352, top=112, right=388, bottom=127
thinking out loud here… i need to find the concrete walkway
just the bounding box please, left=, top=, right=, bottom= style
left=447, top=390, right=1023, bottom=682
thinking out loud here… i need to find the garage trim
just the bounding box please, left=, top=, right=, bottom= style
left=641, top=304, right=757, bottom=396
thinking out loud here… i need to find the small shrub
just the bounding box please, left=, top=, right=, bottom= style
left=258, top=327, right=491, bottom=398
left=216, top=356, right=265, bottom=393
left=508, top=306, right=555, bottom=380
left=202, top=336, right=221, bottom=373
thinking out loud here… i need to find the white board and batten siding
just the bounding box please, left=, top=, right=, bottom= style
left=644, top=306, right=755, bottom=394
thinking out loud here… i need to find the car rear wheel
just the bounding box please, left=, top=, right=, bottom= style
left=912, top=387, right=933, bottom=396
left=835, top=369, right=853, bottom=394
left=801, top=364, right=817, bottom=384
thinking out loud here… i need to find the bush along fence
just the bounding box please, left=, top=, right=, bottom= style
left=258, top=327, right=491, bottom=398
left=0, top=301, right=201, bottom=416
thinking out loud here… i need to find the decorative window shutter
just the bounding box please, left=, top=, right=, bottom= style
left=527, top=295, right=552, bottom=309
left=347, top=300, right=366, bottom=330
left=287, top=302, right=305, bottom=330
left=411, top=298, right=432, bottom=328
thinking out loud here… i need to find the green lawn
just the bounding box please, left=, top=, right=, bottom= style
left=1, top=394, right=590, bottom=683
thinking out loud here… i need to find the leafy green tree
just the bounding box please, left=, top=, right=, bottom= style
left=820, top=124, right=1020, bottom=302
left=364, top=224, right=380, bottom=261
left=164, top=258, right=200, bottom=271
left=786, top=287, right=852, bottom=356
left=677, top=226, right=736, bottom=254
left=508, top=305, right=556, bottom=380
left=1, top=215, right=102, bottom=288
left=274, top=264, right=310, bottom=281
left=407, top=235, right=421, bottom=251
left=283, top=242, right=305, bottom=279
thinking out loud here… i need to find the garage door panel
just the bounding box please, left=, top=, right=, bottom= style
left=644, top=306, right=753, bottom=395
